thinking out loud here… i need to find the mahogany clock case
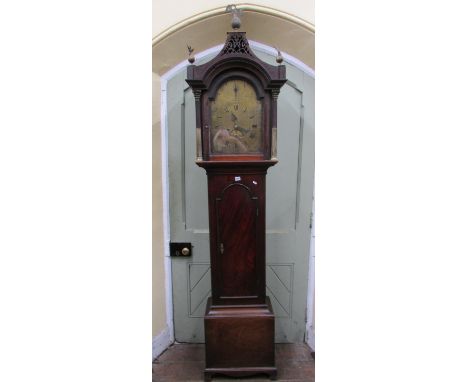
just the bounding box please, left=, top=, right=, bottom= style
left=186, top=31, right=286, bottom=381
left=201, top=164, right=278, bottom=381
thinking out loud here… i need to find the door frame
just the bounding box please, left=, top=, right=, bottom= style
left=160, top=41, right=315, bottom=348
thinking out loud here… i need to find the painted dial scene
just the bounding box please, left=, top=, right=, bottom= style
left=210, top=79, right=262, bottom=154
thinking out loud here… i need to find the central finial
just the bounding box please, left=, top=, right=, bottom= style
left=226, top=4, right=241, bottom=30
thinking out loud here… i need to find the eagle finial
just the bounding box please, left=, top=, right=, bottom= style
left=275, top=46, right=283, bottom=64
left=187, top=45, right=195, bottom=64
left=226, top=4, right=241, bottom=30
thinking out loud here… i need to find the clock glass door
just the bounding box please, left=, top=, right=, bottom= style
left=210, top=79, right=262, bottom=155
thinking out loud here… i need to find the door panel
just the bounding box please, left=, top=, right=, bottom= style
left=217, top=184, right=258, bottom=297
left=188, top=262, right=211, bottom=317
left=168, top=48, right=314, bottom=343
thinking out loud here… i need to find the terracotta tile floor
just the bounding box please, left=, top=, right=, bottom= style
left=152, top=343, right=314, bottom=381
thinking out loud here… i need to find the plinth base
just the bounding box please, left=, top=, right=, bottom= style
left=204, top=297, right=276, bottom=381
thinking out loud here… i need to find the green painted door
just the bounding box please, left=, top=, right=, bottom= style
left=167, top=48, right=314, bottom=343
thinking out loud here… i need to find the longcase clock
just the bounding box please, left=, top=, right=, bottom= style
left=186, top=23, right=286, bottom=381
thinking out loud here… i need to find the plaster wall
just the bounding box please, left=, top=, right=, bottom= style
left=152, top=72, right=167, bottom=336
left=153, top=1, right=315, bottom=39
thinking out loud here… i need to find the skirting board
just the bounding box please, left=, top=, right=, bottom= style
left=306, top=326, right=315, bottom=352
left=152, top=326, right=172, bottom=360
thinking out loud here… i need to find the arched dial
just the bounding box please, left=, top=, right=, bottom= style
left=210, top=79, right=262, bottom=154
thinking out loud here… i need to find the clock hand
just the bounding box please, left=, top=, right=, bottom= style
left=230, top=112, right=249, bottom=134
left=234, top=124, right=249, bottom=134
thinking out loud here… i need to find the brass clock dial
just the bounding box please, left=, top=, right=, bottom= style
left=210, top=79, right=262, bottom=154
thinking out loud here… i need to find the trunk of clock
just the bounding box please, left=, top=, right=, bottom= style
left=198, top=161, right=277, bottom=381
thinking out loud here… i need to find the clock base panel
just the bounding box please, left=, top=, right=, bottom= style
left=204, top=297, right=276, bottom=380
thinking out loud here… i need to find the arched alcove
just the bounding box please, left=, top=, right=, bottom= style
left=152, top=5, right=315, bottom=359
left=152, top=5, right=315, bottom=75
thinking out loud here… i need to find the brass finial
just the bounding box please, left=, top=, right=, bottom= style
left=226, top=4, right=241, bottom=30
left=187, top=45, right=195, bottom=64
left=275, top=47, right=283, bottom=64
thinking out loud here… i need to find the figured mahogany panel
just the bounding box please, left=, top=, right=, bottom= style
left=216, top=183, right=258, bottom=297
left=204, top=167, right=270, bottom=306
